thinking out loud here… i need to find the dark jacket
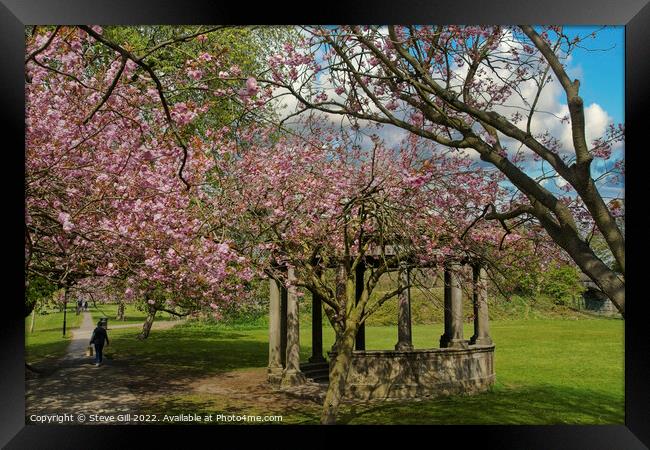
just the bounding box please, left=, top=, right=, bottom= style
left=90, top=326, right=109, bottom=347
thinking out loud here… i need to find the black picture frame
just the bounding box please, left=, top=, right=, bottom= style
left=3, top=1, right=648, bottom=448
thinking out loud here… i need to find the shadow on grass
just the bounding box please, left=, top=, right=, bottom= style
left=26, top=324, right=268, bottom=385
left=25, top=338, right=74, bottom=370
left=107, top=327, right=269, bottom=385
left=338, top=384, right=624, bottom=425
left=26, top=340, right=68, bottom=358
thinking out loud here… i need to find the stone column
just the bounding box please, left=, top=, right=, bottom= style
left=440, top=262, right=468, bottom=348
left=395, top=265, right=414, bottom=351
left=354, top=261, right=366, bottom=351
left=309, top=290, right=325, bottom=363
left=281, top=266, right=306, bottom=387
left=470, top=263, right=493, bottom=346
left=267, top=277, right=284, bottom=383
left=280, top=282, right=287, bottom=367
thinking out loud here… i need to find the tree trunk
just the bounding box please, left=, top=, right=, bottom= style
left=138, top=306, right=157, bottom=340
left=320, top=323, right=357, bottom=424
left=30, top=308, right=36, bottom=333
left=536, top=214, right=625, bottom=315
left=116, top=301, right=125, bottom=321
left=575, top=178, right=625, bottom=275
left=574, top=254, right=625, bottom=315
left=536, top=212, right=625, bottom=316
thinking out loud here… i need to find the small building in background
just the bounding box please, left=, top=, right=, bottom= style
left=579, top=273, right=621, bottom=316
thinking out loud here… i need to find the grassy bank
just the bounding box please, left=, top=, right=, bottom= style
left=90, top=303, right=177, bottom=326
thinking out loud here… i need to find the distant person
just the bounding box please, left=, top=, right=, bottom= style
left=89, top=321, right=109, bottom=367
left=76, top=299, right=82, bottom=315
left=83, top=300, right=88, bottom=312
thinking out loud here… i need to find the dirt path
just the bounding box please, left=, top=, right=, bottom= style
left=196, top=367, right=326, bottom=399
left=87, top=365, right=329, bottom=423
left=25, top=312, right=180, bottom=423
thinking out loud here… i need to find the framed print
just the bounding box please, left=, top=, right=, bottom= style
left=3, top=0, right=649, bottom=448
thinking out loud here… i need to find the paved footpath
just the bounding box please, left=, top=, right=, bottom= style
left=25, top=312, right=180, bottom=424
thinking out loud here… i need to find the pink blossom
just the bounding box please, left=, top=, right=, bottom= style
left=187, top=68, right=203, bottom=80
left=58, top=212, right=74, bottom=232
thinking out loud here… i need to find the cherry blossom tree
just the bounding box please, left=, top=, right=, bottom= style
left=204, top=116, right=551, bottom=423
left=25, top=26, right=251, bottom=334
left=261, top=25, right=625, bottom=315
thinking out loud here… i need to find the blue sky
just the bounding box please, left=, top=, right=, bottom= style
left=563, top=26, right=624, bottom=124
left=560, top=26, right=624, bottom=199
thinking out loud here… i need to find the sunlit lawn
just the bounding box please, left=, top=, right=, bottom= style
left=81, top=316, right=624, bottom=424
left=340, top=319, right=624, bottom=424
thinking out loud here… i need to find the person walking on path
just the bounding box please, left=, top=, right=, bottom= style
left=89, top=321, right=109, bottom=366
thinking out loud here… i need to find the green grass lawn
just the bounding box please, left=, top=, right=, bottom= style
left=95, top=316, right=623, bottom=424
left=25, top=304, right=624, bottom=424
left=341, top=319, right=624, bottom=424
left=25, top=307, right=83, bottom=364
